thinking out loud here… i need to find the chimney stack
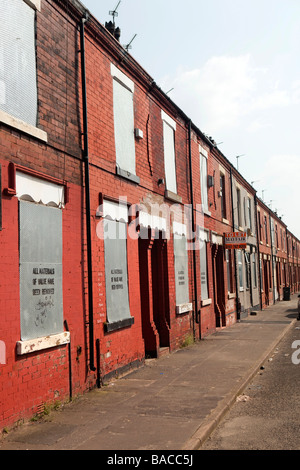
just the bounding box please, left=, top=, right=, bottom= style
left=105, top=21, right=121, bottom=41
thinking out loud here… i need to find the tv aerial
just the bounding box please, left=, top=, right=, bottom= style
left=109, top=1, right=121, bottom=26
left=123, top=34, right=137, bottom=51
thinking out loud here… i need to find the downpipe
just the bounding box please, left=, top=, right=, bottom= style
left=188, top=120, right=200, bottom=340
left=64, top=320, right=72, bottom=400
left=230, top=168, right=240, bottom=320
left=80, top=14, right=96, bottom=372
left=254, top=194, right=263, bottom=310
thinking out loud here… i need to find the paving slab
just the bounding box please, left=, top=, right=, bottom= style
left=0, top=295, right=298, bottom=451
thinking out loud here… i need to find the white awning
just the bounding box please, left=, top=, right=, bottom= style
left=16, top=172, right=64, bottom=207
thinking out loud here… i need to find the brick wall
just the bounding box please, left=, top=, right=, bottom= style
left=0, top=0, right=89, bottom=430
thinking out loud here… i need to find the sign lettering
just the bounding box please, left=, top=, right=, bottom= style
left=225, top=231, right=247, bottom=249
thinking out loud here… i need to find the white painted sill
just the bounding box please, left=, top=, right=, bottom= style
left=203, top=209, right=211, bottom=217
left=0, top=110, right=48, bottom=143
left=176, top=302, right=192, bottom=314
left=17, top=332, right=70, bottom=355
left=24, top=0, right=41, bottom=11
left=201, top=298, right=212, bottom=307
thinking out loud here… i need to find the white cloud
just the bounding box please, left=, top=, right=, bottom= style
left=292, top=80, right=300, bottom=103
left=260, top=154, right=300, bottom=236
left=249, top=89, right=290, bottom=111
left=164, top=54, right=256, bottom=132
left=262, top=154, right=300, bottom=187
left=159, top=55, right=300, bottom=237
left=162, top=54, right=296, bottom=135
left=247, top=117, right=270, bottom=133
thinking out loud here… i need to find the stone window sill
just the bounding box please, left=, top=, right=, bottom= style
left=201, top=298, right=212, bottom=307
left=116, top=166, right=140, bottom=184
left=176, top=302, right=192, bottom=314
left=228, top=292, right=236, bottom=299
left=164, top=190, right=182, bottom=204
left=0, top=109, right=47, bottom=143
left=17, top=332, right=70, bottom=355
left=104, top=317, right=134, bottom=333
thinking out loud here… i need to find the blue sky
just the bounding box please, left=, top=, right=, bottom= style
left=82, top=0, right=300, bottom=237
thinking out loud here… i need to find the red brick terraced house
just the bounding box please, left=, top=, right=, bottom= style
left=0, top=0, right=199, bottom=429
left=287, top=230, right=300, bottom=295
left=0, top=0, right=90, bottom=428
left=230, top=170, right=260, bottom=318
left=0, top=0, right=299, bottom=431
left=189, top=133, right=237, bottom=335
left=256, top=198, right=289, bottom=308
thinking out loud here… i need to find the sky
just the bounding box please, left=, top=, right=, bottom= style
left=82, top=0, right=300, bottom=238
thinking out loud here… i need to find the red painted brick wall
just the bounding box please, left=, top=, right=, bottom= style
left=82, top=29, right=195, bottom=369
left=0, top=159, right=91, bottom=428
left=0, top=0, right=89, bottom=430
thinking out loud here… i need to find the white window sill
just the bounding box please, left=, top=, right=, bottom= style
left=17, top=332, right=70, bottom=355
left=203, top=208, right=211, bottom=216
left=176, top=302, right=192, bottom=314
left=0, top=109, right=47, bottom=143
left=228, top=292, right=236, bottom=299
left=201, top=298, right=212, bottom=307
left=165, top=190, right=182, bottom=204
left=116, top=166, right=140, bottom=184
left=24, top=0, right=41, bottom=11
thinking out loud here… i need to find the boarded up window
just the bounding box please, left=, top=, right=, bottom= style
left=111, top=65, right=136, bottom=176
left=238, top=250, right=244, bottom=290
left=200, top=148, right=208, bottom=211
left=174, top=234, right=189, bottom=306
left=252, top=252, right=257, bottom=288
left=245, top=252, right=250, bottom=289
left=19, top=201, right=63, bottom=341
left=226, top=249, right=234, bottom=293
left=200, top=229, right=209, bottom=300
left=162, top=111, right=177, bottom=194
left=104, top=216, right=131, bottom=325
left=0, top=0, right=37, bottom=126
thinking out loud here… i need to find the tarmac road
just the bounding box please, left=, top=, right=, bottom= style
left=201, top=322, right=300, bottom=450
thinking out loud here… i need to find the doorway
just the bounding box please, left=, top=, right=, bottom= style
left=213, top=244, right=226, bottom=327
left=263, top=260, right=269, bottom=306
left=138, top=229, right=170, bottom=357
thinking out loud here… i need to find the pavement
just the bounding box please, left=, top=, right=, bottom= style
left=0, top=295, right=298, bottom=451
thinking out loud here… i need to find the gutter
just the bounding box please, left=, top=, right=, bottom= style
left=80, top=14, right=96, bottom=371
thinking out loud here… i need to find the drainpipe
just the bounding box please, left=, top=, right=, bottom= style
left=269, top=213, right=276, bottom=304
left=254, top=194, right=263, bottom=310
left=64, top=320, right=72, bottom=399
left=188, top=120, right=199, bottom=340
left=80, top=14, right=96, bottom=372
left=230, top=168, right=240, bottom=320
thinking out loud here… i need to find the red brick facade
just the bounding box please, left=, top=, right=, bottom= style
left=0, top=0, right=299, bottom=431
